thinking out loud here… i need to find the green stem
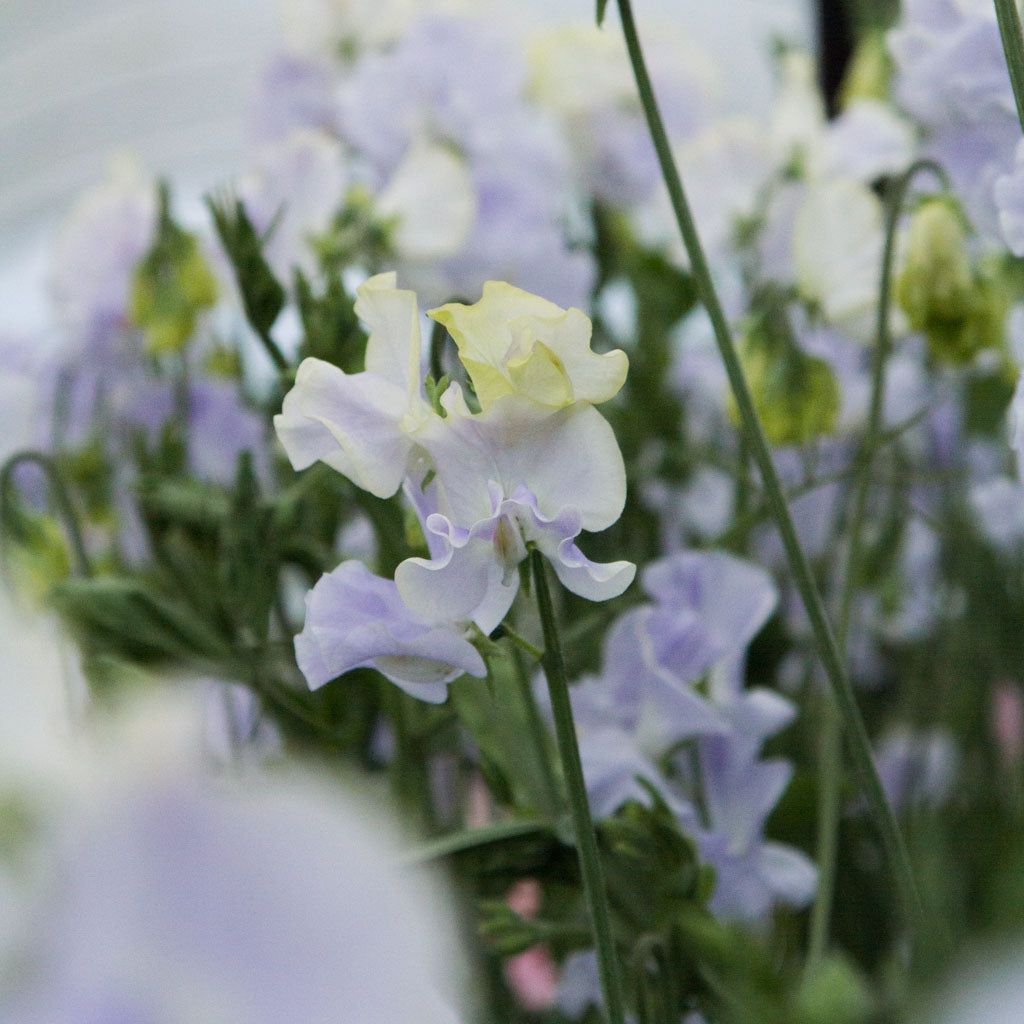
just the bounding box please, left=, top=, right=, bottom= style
left=531, top=549, right=626, bottom=1024
left=994, top=0, right=1024, bottom=132
left=615, top=0, right=922, bottom=931
left=0, top=450, right=93, bottom=578
left=805, top=159, right=946, bottom=974
left=256, top=323, right=290, bottom=374
left=499, top=622, right=544, bottom=662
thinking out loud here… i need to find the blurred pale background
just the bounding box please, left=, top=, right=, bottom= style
left=0, top=0, right=810, bottom=333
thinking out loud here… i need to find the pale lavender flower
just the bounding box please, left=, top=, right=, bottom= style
left=4, top=774, right=464, bottom=1023
left=822, top=100, right=916, bottom=183
left=873, top=728, right=958, bottom=812
left=692, top=737, right=816, bottom=919
left=114, top=375, right=265, bottom=486
left=888, top=0, right=1019, bottom=237
left=995, top=140, right=1024, bottom=254
left=294, top=559, right=486, bottom=702
left=49, top=159, right=156, bottom=359
left=333, top=12, right=594, bottom=307
left=560, top=549, right=814, bottom=921
left=186, top=379, right=267, bottom=484
left=249, top=54, right=341, bottom=145
left=237, top=128, right=350, bottom=281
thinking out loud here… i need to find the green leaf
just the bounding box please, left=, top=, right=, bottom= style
left=294, top=268, right=365, bottom=371
left=52, top=576, right=231, bottom=667
left=138, top=477, right=230, bottom=533
left=404, top=819, right=564, bottom=883
left=220, top=452, right=279, bottom=643
left=597, top=0, right=609, bottom=26
left=206, top=192, right=285, bottom=337
left=450, top=658, right=561, bottom=818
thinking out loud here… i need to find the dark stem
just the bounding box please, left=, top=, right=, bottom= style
left=615, top=0, right=922, bottom=932
left=0, top=450, right=93, bottom=578
left=531, top=549, right=627, bottom=1024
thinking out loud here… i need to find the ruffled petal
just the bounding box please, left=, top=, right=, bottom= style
left=394, top=513, right=518, bottom=630
left=548, top=537, right=635, bottom=602
left=429, top=281, right=626, bottom=409
left=274, top=357, right=414, bottom=498
left=295, top=561, right=485, bottom=702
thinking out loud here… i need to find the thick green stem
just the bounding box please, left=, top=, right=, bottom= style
left=531, top=549, right=627, bottom=1024
left=994, top=0, right=1024, bottom=132
left=615, top=0, right=922, bottom=930
left=0, top=450, right=93, bottom=578
left=805, top=160, right=947, bottom=974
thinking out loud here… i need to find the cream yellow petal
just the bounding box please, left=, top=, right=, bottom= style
left=428, top=281, right=626, bottom=409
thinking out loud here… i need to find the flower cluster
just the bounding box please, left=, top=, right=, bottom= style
left=563, top=549, right=815, bottom=920
left=276, top=272, right=635, bottom=700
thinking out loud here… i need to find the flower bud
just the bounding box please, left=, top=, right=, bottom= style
left=838, top=31, right=892, bottom=108
left=897, top=197, right=1001, bottom=364
left=729, top=300, right=839, bottom=446
left=130, top=185, right=218, bottom=355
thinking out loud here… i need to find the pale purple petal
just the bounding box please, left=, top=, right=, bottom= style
left=295, top=560, right=485, bottom=702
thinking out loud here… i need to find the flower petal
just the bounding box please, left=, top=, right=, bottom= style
left=354, top=271, right=424, bottom=400
left=295, top=560, right=485, bottom=702
left=429, top=281, right=626, bottom=409
left=274, top=356, right=414, bottom=498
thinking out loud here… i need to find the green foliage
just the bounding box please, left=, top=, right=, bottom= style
left=51, top=575, right=231, bottom=667
left=600, top=789, right=704, bottom=934
left=731, top=293, right=839, bottom=446
left=130, top=183, right=218, bottom=354
left=206, top=192, right=286, bottom=338
left=294, top=267, right=366, bottom=371
left=0, top=500, right=70, bottom=599
left=450, top=654, right=562, bottom=818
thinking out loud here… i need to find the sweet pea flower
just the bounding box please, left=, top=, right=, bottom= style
left=295, top=560, right=486, bottom=702
left=394, top=383, right=635, bottom=625
left=278, top=274, right=635, bottom=656
left=429, top=282, right=627, bottom=410
left=237, top=128, right=350, bottom=281
left=51, top=157, right=157, bottom=357
left=693, top=737, right=817, bottom=919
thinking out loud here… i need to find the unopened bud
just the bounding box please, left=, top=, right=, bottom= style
left=897, top=197, right=1002, bottom=363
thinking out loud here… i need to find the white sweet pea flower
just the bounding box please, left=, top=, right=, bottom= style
left=274, top=271, right=434, bottom=497
left=279, top=274, right=635, bottom=695
left=429, top=282, right=627, bottom=410
left=792, top=177, right=887, bottom=343
left=237, top=128, right=349, bottom=280
left=395, top=386, right=635, bottom=626
left=377, top=139, right=478, bottom=263
left=820, top=100, right=916, bottom=183
left=770, top=50, right=827, bottom=169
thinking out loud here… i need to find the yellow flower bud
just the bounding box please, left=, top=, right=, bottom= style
left=897, top=198, right=1004, bottom=364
